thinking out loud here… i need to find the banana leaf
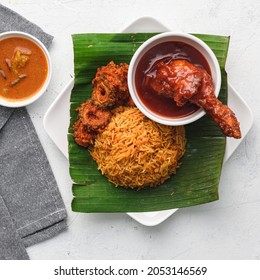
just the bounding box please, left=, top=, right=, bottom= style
left=69, top=33, right=229, bottom=213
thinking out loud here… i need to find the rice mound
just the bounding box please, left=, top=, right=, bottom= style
left=89, top=106, right=186, bottom=189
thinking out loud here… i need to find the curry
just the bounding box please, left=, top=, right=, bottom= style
left=0, top=36, right=48, bottom=102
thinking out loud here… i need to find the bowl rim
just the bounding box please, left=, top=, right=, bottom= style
left=128, top=31, right=222, bottom=126
left=0, top=31, right=52, bottom=108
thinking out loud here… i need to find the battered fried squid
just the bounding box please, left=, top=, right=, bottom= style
left=147, top=59, right=241, bottom=139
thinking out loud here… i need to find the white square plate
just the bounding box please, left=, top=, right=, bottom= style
left=43, top=17, right=253, bottom=226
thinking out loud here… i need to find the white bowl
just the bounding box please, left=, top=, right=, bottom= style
left=128, top=32, right=221, bottom=126
left=0, top=31, right=52, bottom=108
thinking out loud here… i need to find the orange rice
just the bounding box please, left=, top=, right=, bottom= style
left=89, top=106, right=186, bottom=189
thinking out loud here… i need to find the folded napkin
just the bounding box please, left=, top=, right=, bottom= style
left=0, top=4, right=67, bottom=260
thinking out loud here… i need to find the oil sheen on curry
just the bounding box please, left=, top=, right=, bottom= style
left=0, top=37, right=48, bottom=102
left=135, top=41, right=211, bottom=118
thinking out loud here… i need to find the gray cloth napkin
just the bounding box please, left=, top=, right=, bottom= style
left=0, top=4, right=67, bottom=260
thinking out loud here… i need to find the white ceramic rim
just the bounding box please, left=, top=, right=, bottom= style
left=0, top=31, right=52, bottom=108
left=128, top=31, right=222, bottom=126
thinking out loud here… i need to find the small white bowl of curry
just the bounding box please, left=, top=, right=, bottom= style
left=0, top=31, right=51, bottom=108
left=128, top=32, right=222, bottom=126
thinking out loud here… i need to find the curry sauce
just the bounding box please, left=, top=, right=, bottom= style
left=0, top=37, right=48, bottom=102
left=135, top=41, right=210, bottom=118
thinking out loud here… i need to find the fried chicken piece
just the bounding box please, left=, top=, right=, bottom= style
left=78, top=99, right=112, bottom=133
left=72, top=119, right=97, bottom=147
left=92, top=61, right=131, bottom=108
left=147, top=59, right=241, bottom=139
left=73, top=61, right=134, bottom=148
left=73, top=100, right=112, bottom=147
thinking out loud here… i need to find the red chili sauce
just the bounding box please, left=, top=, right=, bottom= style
left=135, top=41, right=211, bottom=118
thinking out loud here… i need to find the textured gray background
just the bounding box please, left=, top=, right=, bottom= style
left=2, top=0, right=259, bottom=259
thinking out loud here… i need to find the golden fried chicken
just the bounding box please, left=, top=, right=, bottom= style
left=147, top=59, right=241, bottom=138
left=92, top=61, right=131, bottom=108
left=78, top=100, right=112, bottom=133
left=73, top=61, right=134, bottom=148
left=73, top=100, right=112, bottom=147
left=72, top=119, right=97, bottom=148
